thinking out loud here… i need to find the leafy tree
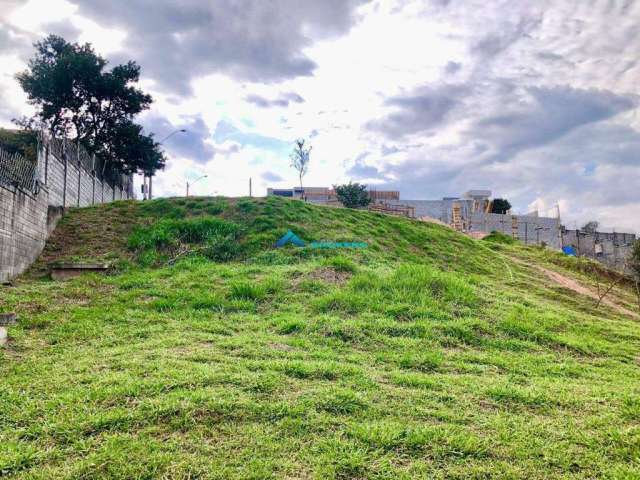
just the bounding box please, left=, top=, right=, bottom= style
left=16, top=35, right=158, bottom=173
left=105, top=121, right=166, bottom=175
left=491, top=198, right=511, bottom=214
left=581, top=221, right=599, bottom=233
left=290, top=138, right=311, bottom=189
left=335, top=182, right=371, bottom=209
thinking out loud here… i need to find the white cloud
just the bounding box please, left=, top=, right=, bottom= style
left=1, top=0, right=639, bottom=232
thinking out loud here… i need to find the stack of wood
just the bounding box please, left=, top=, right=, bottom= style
left=368, top=202, right=415, bottom=218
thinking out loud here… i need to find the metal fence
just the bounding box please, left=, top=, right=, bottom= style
left=42, top=133, right=134, bottom=196
left=0, top=146, right=39, bottom=195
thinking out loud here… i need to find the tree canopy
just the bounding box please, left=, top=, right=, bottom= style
left=491, top=198, right=512, bottom=215
left=335, top=182, right=371, bottom=209
left=16, top=35, right=163, bottom=175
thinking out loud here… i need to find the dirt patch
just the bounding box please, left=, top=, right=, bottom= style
left=308, top=267, right=352, bottom=285
left=269, top=342, right=294, bottom=352
left=532, top=263, right=638, bottom=319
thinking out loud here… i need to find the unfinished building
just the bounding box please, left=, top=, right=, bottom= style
left=386, top=190, right=563, bottom=248
left=267, top=185, right=636, bottom=271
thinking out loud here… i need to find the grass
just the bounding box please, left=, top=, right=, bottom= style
left=1, top=196, right=639, bottom=479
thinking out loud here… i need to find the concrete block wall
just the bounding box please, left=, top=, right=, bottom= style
left=470, top=212, right=562, bottom=249
left=563, top=229, right=636, bottom=272
left=0, top=139, right=133, bottom=282
left=0, top=185, right=53, bottom=282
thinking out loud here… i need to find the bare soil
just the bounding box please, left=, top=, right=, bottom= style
left=533, top=264, right=638, bottom=319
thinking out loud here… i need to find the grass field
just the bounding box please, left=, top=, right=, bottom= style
left=1, top=196, right=639, bottom=479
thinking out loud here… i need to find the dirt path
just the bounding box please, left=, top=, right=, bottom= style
left=513, top=258, right=638, bottom=319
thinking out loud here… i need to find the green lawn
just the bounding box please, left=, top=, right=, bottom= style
left=1, top=197, right=639, bottom=479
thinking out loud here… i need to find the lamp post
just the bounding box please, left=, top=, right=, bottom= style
left=145, top=129, right=187, bottom=200
left=186, top=174, right=208, bottom=197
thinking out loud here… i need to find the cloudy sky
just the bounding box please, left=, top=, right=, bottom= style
left=1, top=0, right=639, bottom=232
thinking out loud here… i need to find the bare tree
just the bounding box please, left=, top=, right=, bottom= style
left=592, top=259, right=633, bottom=310
left=290, top=138, right=311, bottom=190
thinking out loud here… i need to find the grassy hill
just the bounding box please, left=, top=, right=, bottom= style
left=1, top=196, right=639, bottom=479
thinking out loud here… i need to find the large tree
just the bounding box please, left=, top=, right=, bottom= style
left=16, top=35, right=159, bottom=174
left=106, top=121, right=166, bottom=175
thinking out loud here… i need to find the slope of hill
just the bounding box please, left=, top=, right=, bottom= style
left=1, top=196, right=639, bottom=479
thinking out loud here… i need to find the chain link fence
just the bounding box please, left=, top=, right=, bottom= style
left=0, top=146, right=39, bottom=195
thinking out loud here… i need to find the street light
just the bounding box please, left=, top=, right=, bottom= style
left=186, top=174, right=208, bottom=197
left=159, top=129, right=187, bottom=143
left=145, top=129, right=187, bottom=200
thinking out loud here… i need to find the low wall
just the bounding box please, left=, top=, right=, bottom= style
left=0, top=139, right=133, bottom=283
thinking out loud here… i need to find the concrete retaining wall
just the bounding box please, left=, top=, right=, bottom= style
left=0, top=140, right=133, bottom=283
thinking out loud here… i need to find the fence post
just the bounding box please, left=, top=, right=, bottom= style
left=91, top=154, right=96, bottom=205
left=77, top=145, right=81, bottom=207
left=44, top=144, right=49, bottom=186
left=62, top=142, right=67, bottom=208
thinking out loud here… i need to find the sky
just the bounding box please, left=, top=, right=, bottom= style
left=0, top=0, right=638, bottom=233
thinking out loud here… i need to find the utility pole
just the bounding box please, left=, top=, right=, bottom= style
left=146, top=129, right=187, bottom=200
left=186, top=174, right=207, bottom=197
left=249, top=177, right=252, bottom=197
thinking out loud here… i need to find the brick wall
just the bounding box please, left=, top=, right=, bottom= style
left=0, top=139, right=134, bottom=282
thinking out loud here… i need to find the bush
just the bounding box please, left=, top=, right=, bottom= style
left=334, top=182, right=371, bottom=209
left=632, top=240, right=640, bottom=280
left=128, top=217, right=242, bottom=262
left=483, top=231, right=516, bottom=245
left=322, top=256, right=357, bottom=273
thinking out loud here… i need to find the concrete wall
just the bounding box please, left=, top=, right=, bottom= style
left=470, top=212, right=562, bottom=249
left=0, top=139, right=133, bottom=283
left=389, top=199, right=562, bottom=249
left=563, top=229, right=636, bottom=272
left=388, top=199, right=476, bottom=222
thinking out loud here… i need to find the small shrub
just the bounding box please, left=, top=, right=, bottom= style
left=631, top=240, right=640, bottom=280
left=237, top=198, right=256, bottom=213
left=322, top=256, right=357, bottom=273
left=128, top=217, right=242, bottom=263
left=228, top=281, right=266, bottom=300
left=483, top=231, right=516, bottom=245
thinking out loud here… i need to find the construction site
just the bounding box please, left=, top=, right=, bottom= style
left=267, top=186, right=637, bottom=272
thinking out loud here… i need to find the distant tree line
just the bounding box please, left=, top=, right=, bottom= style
left=15, top=35, right=165, bottom=176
